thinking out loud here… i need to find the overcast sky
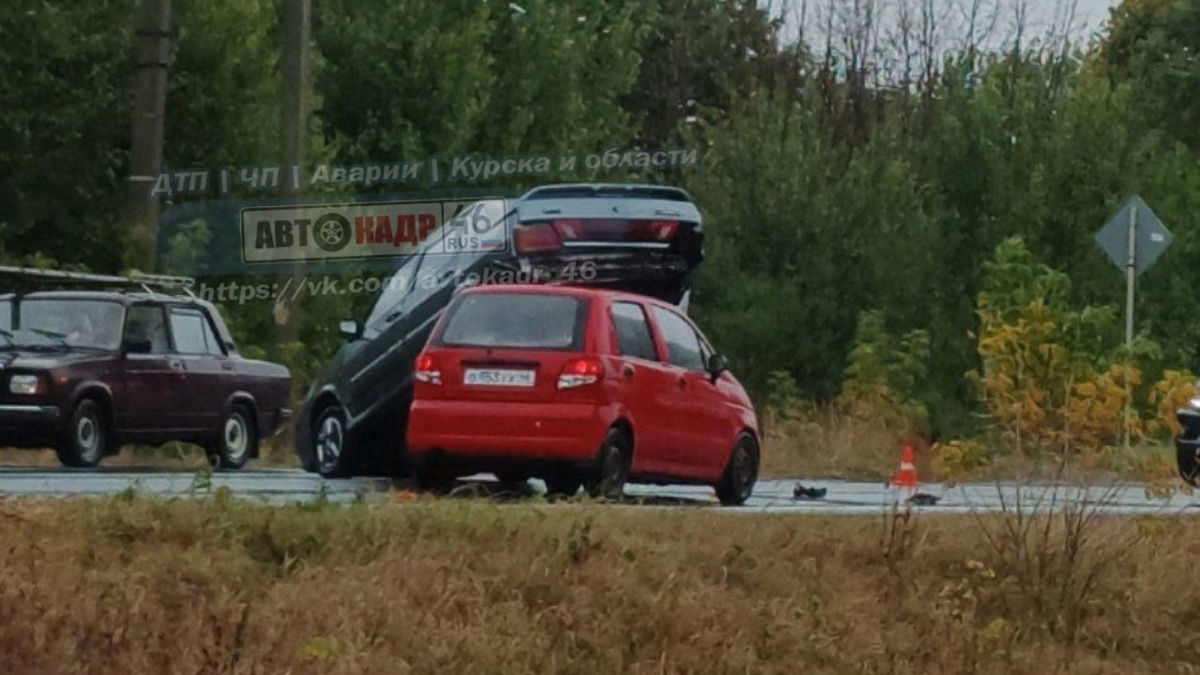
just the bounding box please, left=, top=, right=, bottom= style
left=766, top=0, right=1126, bottom=54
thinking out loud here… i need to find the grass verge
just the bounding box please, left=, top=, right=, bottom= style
left=0, top=494, right=1196, bottom=673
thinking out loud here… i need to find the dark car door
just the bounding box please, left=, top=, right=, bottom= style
left=343, top=238, right=477, bottom=435
left=167, top=305, right=232, bottom=433
left=119, top=304, right=184, bottom=436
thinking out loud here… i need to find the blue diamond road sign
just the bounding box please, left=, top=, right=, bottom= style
left=1095, top=196, right=1172, bottom=276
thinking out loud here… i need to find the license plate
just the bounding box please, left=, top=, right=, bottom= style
left=463, top=368, right=536, bottom=387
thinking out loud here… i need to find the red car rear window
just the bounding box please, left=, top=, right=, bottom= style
left=435, top=293, right=587, bottom=350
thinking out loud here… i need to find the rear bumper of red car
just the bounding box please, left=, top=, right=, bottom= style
left=406, top=399, right=610, bottom=461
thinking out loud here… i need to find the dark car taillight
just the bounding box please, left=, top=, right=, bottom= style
left=414, top=352, right=442, bottom=385
left=515, top=224, right=562, bottom=253
left=549, top=218, right=679, bottom=243
left=557, top=357, right=604, bottom=389
left=631, top=220, right=678, bottom=241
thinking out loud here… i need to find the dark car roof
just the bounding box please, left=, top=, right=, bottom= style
left=511, top=183, right=702, bottom=227
left=519, top=183, right=694, bottom=202
left=456, top=282, right=681, bottom=311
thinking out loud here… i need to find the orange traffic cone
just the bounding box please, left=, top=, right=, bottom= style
left=890, top=445, right=919, bottom=493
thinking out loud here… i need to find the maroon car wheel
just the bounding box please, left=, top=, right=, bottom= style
left=207, top=405, right=255, bottom=470
left=56, top=399, right=107, bottom=469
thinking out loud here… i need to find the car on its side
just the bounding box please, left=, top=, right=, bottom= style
left=0, top=271, right=291, bottom=469
left=404, top=284, right=759, bottom=505
left=295, top=183, right=705, bottom=478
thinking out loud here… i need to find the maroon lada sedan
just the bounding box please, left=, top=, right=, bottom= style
left=0, top=285, right=291, bottom=469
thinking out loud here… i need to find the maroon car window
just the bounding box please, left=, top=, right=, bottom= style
left=169, top=309, right=214, bottom=355
left=437, top=293, right=584, bottom=350
left=0, top=298, right=124, bottom=350
left=125, top=305, right=170, bottom=354
left=610, top=302, right=658, bottom=361
left=650, top=306, right=705, bottom=371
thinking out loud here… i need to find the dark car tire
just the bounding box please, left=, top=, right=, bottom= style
left=715, top=433, right=759, bottom=506
left=207, top=405, right=256, bottom=471
left=585, top=427, right=632, bottom=500
left=1178, top=441, right=1200, bottom=487
left=494, top=469, right=529, bottom=485
left=414, top=463, right=457, bottom=494
left=543, top=474, right=583, bottom=498
left=313, top=406, right=353, bottom=478
left=56, top=399, right=107, bottom=468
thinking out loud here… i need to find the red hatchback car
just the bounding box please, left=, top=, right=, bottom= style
left=405, top=284, right=760, bottom=505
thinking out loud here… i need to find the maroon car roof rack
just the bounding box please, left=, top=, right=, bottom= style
left=0, top=265, right=197, bottom=299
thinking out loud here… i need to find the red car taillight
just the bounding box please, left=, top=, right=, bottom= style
left=552, top=219, right=584, bottom=240
left=558, top=357, right=604, bottom=389
left=631, top=220, right=678, bottom=241
left=414, top=352, right=442, bottom=385
left=514, top=224, right=561, bottom=253
left=549, top=218, right=679, bottom=243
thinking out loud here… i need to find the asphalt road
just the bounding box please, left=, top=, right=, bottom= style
left=0, top=467, right=1196, bottom=515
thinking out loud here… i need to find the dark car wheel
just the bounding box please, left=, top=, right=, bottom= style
left=413, top=461, right=457, bottom=494
left=314, top=406, right=352, bottom=478
left=207, top=405, right=256, bottom=471
left=585, top=427, right=631, bottom=500
left=494, top=469, right=528, bottom=486
left=56, top=399, right=107, bottom=468
left=1178, top=441, right=1200, bottom=487
left=543, top=474, right=583, bottom=498
left=715, top=433, right=759, bottom=506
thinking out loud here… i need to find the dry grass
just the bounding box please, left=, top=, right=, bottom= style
left=760, top=406, right=1185, bottom=485
left=0, top=494, right=1196, bottom=673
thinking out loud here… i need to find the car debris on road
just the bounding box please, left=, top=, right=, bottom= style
left=793, top=483, right=827, bottom=500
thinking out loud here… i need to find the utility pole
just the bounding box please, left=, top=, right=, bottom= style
left=274, top=0, right=311, bottom=342
left=127, top=0, right=171, bottom=272
left=275, top=0, right=311, bottom=434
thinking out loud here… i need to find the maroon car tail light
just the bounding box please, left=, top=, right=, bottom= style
left=514, top=224, right=561, bottom=253
left=414, top=352, right=442, bottom=385
left=557, top=357, right=604, bottom=389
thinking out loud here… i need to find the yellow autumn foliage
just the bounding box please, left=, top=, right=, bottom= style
left=973, top=297, right=1189, bottom=456
left=1147, top=369, right=1196, bottom=437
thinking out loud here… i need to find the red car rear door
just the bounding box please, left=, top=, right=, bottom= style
left=647, top=304, right=722, bottom=480
left=607, top=299, right=680, bottom=475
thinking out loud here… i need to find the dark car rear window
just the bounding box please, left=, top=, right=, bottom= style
left=436, top=293, right=586, bottom=350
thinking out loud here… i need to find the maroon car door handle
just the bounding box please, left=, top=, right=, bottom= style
left=622, top=364, right=635, bottom=379
left=168, top=359, right=184, bottom=370
left=677, top=377, right=686, bottom=389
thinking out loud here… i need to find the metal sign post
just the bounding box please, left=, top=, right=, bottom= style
left=1125, top=204, right=1136, bottom=351
left=1096, top=196, right=1172, bottom=450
